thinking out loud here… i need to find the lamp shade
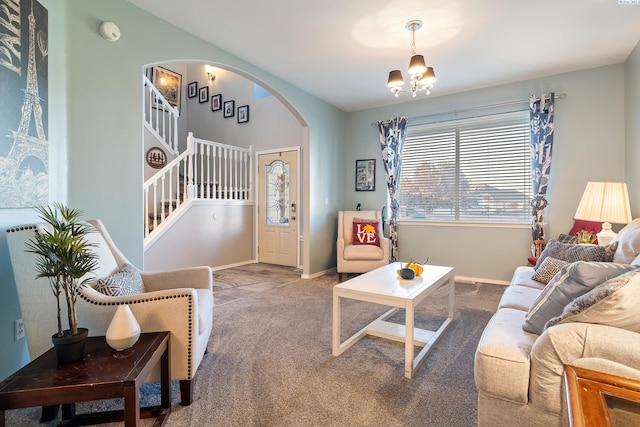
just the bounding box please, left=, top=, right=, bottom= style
left=420, top=67, right=437, bottom=86
left=387, top=70, right=404, bottom=88
left=574, top=182, right=632, bottom=224
left=408, top=54, right=427, bottom=75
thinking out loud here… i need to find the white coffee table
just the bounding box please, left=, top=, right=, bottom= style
left=332, top=263, right=455, bottom=379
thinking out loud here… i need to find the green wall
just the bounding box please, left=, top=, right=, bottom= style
left=345, top=64, right=630, bottom=283
left=625, top=41, right=640, bottom=215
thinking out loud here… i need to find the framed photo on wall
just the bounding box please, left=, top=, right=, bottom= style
left=355, top=159, right=376, bottom=191
left=152, top=67, right=182, bottom=112
left=187, top=82, right=197, bottom=98
left=199, top=86, right=209, bottom=103
left=211, top=94, right=222, bottom=111
left=223, top=100, right=235, bottom=118
left=237, top=105, right=249, bottom=123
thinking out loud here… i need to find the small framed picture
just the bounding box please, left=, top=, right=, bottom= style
left=237, top=105, right=249, bottom=123
left=223, top=100, right=235, bottom=118
left=187, top=82, right=197, bottom=98
left=355, top=159, right=376, bottom=191
left=199, top=86, right=209, bottom=103
left=211, top=94, right=222, bottom=111
left=152, top=67, right=182, bottom=112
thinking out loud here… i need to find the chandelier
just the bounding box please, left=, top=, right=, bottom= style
left=387, top=20, right=437, bottom=97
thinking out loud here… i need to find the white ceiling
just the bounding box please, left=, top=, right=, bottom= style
left=127, top=0, right=640, bottom=112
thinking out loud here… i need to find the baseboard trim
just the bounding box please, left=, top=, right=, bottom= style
left=455, top=275, right=509, bottom=286
left=301, top=267, right=336, bottom=280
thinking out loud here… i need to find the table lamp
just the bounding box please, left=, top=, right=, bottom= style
left=573, top=182, right=632, bottom=246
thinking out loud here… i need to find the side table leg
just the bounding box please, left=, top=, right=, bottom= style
left=123, top=385, right=141, bottom=426
left=161, top=342, right=171, bottom=409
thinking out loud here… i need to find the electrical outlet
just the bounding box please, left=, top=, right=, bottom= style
left=14, top=318, right=25, bottom=341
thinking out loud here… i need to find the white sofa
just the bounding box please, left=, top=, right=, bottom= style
left=474, top=219, right=640, bottom=426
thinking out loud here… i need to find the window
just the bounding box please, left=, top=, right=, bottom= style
left=398, top=111, right=531, bottom=223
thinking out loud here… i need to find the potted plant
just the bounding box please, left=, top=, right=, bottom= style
left=25, top=203, right=98, bottom=364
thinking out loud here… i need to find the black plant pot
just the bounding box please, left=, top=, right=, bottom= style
left=51, top=328, right=88, bottom=364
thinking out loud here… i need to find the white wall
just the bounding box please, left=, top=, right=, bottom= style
left=144, top=203, right=254, bottom=271
left=345, top=64, right=627, bottom=282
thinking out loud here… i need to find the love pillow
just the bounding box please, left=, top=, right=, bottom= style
left=352, top=221, right=380, bottom=246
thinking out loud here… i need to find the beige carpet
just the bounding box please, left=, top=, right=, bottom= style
left=5, top=266, right=504, bottom=426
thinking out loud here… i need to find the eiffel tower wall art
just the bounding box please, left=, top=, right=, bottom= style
left=0, top=0, right=48, bottom=208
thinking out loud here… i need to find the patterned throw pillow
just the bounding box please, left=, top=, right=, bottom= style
left=544, top=269, right=640, bottom=332
left=93, top=263, right=145, bottom=297
left=556, top=234, right=578, bottom=244
left=523, top=261, right=638, bottom=335
left=352, top=221, right=380, bottom=246
left=534, top=240, right=606, bottom=270
left=531, top=257, right=568, bottom=285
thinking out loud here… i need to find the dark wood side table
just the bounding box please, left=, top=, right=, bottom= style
left=0, top=332, right=171, bottom=427
left=564, top=364, right=640, bottom=427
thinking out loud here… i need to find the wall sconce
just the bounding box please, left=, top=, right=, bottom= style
left=205, top=65, right=216, bottom=82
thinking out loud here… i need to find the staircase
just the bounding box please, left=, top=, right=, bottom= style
left=143, top=74, right=253, bottom=248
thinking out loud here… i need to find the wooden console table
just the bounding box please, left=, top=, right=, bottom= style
left=0, top=332, right=171, bottom=427
left=564, top=364, right=640, bottom=427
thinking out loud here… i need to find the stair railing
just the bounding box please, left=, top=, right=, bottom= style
left=143, top=73, right=179, bottom=154
left=144, top=132, right=253, bottom=241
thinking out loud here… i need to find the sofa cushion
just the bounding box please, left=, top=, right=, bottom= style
left=498, top=285, right=542, bottom=311
left=523, top=262, right=637, bottom=335
left=545, top=269, right=640, bottom=332
left=531, top=257, right=567, bottom=284
left=343, top=244, right=384, bottom=260
left=474, top=308, right=537, bottom=404
left=352, top=220, right=380, bottom=246
left=534, top=240, right=606, bottom=270
left=511, top=266, right=546, bottom=290
left=93, top=263, right=145, bottom=297
left=612, top=219, right=640, bottom=264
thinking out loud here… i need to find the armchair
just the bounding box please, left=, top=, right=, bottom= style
left=6, top=219, right=213, bottom=406
left=337, top=210, right=390, bottom=281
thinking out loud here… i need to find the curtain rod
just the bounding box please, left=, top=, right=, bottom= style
left=372, top=93, right=566, bottom=126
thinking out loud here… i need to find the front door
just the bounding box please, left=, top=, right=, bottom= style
left=257, top=151, right=298, bottom=266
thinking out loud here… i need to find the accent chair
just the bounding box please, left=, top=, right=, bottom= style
left=336, top=210, right=389, bottom=282
left=6, top=219, right=213, bottom=406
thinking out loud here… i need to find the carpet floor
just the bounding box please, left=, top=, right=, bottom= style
left=5, top=265, right=504, bottom=427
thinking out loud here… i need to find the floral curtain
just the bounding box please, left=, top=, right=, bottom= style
left=377, top=117, right=407, bottom=262
left=530, top=93, right=555, bottom=246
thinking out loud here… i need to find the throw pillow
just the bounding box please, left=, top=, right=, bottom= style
left=531, top=257, right=568, bottom=285
left=557, top=234, right=578, bottom=244
left=604, top=241, right=618, bottom=262
left=352, top=221, right=380, bottom=246
left=544, top=269, right=640, bottom=332
left=534, top=240, right=606, bottom=270
left=612, top=219, right=640, bottom=264
left=93, top=263, right=145, bottom=297
left=523, top=261, right=638, bottom=335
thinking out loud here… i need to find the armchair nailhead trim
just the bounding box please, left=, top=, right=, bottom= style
left=79, top=291, right=195, bottom=379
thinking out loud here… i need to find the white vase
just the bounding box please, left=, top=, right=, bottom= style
left=106, top=304, right=141, bottom=351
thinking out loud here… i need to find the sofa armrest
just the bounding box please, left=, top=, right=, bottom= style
left=530, top=322, right=640, bottom=414
left=140, top=266, right=212, bottom=292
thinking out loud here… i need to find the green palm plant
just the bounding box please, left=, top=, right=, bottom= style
left=25, top=203, right=98, bottom=338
